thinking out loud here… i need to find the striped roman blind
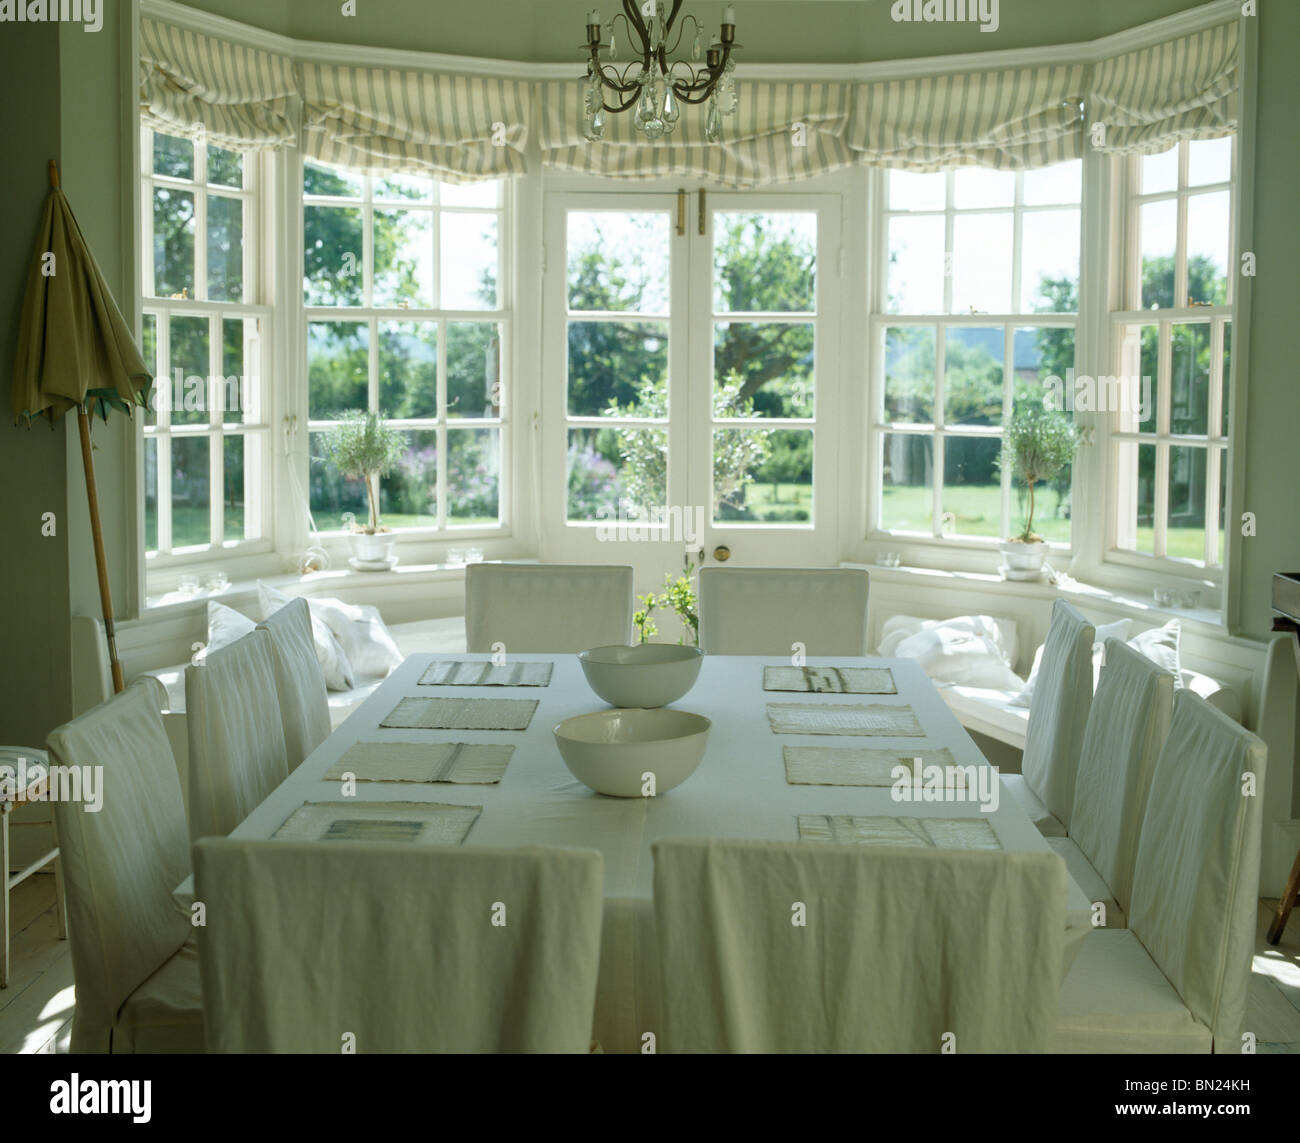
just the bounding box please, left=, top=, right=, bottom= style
left=300, top=63, right=530, bottom=183
left=1088, top=21, right=1238, bottom=154
left=538, top=79, right=855, bottom=187
left=139, top=16, right=299, bottom=151
left=846, top=63, right=1088, bottom=171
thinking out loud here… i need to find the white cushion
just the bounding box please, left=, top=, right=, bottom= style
left=207, top=599, right=255, bottom=652
left=1001, top=774, right=1066, bottom=837
left=1048, top=837, right=1124, bottom=928
left=938, top=685, right=1030, bottom=748
left=257, top=581, right=354, bottom=691
left=305, top=596, right=403, bottom=679
left=1014, top=617, right=1130, bottom=708
left=1121, top=618, right=1182, bottom=688
left=1053, top=929, right=1211, bottom=1053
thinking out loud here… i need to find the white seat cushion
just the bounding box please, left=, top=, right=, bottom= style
left=113, top=935, right=205, bottom=1053
left=1001, top=774, right=1066, bottom=837
left=1053, top=929, right=1211, bottom=1053
left=1048, top=837, right=1124, bottom=928
left=939, top=685, right=1030, bottom=748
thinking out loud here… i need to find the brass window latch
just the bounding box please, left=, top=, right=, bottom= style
left=676, top=188, right=686, bottom=236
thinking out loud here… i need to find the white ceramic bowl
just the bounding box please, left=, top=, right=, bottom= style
left=577, top=643, right=704, bottom=708
left=553, top=707, right=711, bottom=797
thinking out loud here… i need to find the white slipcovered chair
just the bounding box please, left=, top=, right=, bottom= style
left=193, top=839, right=605, bottom=1052
left=697, top=567, right=870, bottom=656
left=653, top=839, right=1066, bottom=1052
left=1002, top=600, right=1094, bottom=837
left=464, top=563, right=633, bottom=653
left=1047, top=639, right=1173, bottom=929
left=257, top=597, right=331, bottom=771
left=44, top=677, right=203, bottom=1052
left=186, top=628, right=289, bottom=840
left=1053, top=691, right=1267, bottom=1052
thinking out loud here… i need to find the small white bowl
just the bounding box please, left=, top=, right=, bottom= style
left=578, top=643, right=704, bottom=708
left=553, top=707, right=711, bottom=797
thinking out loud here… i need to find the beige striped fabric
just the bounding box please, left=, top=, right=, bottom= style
left=1088, top=21, right=1238, bottom=155
left=139, top=16, right=299, bottom=151
left=847, top=63, right=1088, bottom=171
left=538, top=79, right=855, bottom=188
left=301, top=62, right=530, bottom=183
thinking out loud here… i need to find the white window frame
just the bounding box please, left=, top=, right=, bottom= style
left=140, top=124, right=273, bottom=566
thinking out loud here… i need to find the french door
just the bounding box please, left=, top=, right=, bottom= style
left=541, top=189, right=842, bottom=619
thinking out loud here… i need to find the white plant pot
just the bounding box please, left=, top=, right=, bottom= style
left=348, top=531, right=395, bottom=567
left=999, top=540, right=1048, bottom=581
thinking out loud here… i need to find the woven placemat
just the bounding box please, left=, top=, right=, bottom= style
left=380, top=696, right=538, bottom=731
left=273, top=800, right=482, bottom=844
left=783, top=746, right=959, bottom=787
left=418, top=661, right=554, bottom=687
left=797, top=814, right=1001, bottom=850
left=324, top=741, right=514, bottom=785
left=763, top=666, right=897, bottom=694
left=766, top=702, right=924, bottom=737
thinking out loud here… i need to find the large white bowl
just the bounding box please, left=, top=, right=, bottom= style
left=553, top=707, right=711, bottom=797
left=578, top=643, right=704, bottom=708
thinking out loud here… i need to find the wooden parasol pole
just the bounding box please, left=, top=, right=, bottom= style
left=49, top=159, right=125, bottom=694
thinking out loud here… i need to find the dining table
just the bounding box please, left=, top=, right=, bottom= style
left=176, top=651, right=1093, bottom=1054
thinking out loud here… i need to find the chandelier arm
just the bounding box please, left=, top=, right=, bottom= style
left=669, top=42, right=732, bottom=104
left=588, top=51, right=645, bottom=95
left=622, top=0, right=650, bottom=49
left=662, top=11, right=699, bottom=58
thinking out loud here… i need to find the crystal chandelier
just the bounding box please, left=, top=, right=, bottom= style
left=582, top=2, right=740, bottom=143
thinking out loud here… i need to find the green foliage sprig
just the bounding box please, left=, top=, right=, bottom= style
left=319, top=410, right=407, bottom=532
left=999, top=409, right=1077, bottom=543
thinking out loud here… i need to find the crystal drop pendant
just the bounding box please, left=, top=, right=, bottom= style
left=590, top=107, right=605, bottom=139
left=706, top=101, right=722, bottom=142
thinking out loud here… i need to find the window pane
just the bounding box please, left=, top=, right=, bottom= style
left=714, top=427, right=810, bottom=525
left=1221, top=321, right=1231, bottom=437
left=567, top=212, right=669, bottom=313
left=207, top=146, right=243, bottom=189
left=144, top=436, right=158, bottom=552
left=883, top=326, right=935, bottom=424
left=567, top=426, right=664, bottom=522
left=953, top=168, right=1014, bottom=210
left=714, top=322, right=813, bottom=418
left=152, top=187, right=194, bottom=298
left=223, top=435, right=245, bottom=541
left=142, top=314, right=158, bottom=427
left=441, top=213, right=498, bottom=309
left=169, top=315, right=209, bottom=426
left=171, top=436, right=210, bottom=548
left=886, top=215, right=944, bottom=313
left=379, top=321, right=437, bottom=420
left=1020, top=209, right=1080, bottom=313
left=153, top=132, right=193, bottom=179
left=1168, top=445, right=1207, bottom=561
left=374, top=209, right=434, bottom=308
left=448, top=428, right=501, bottom=526
left=952, top=213, right=1012, bottom=313
left=447, top=322, right=501, bottom=419
left=1138, top=325, right=1160, bottom=433
left=888, top=170, right=945, bottom=212
left=441, top=180, right=501, bottom=208
left=1170, top=323, right=1211, bottom=436
left=304, top=205, right=363, bottom=306
left=1188, top=137, right=1232, bottom=187
left=880, top=432, right=933, bottom=533
left=713, top=212, right=816, bottom=313
left=1139, top=199, right=1177, bottom=309
left=568, top=321, right=667, bottom=417
left=1022, top=160, right=1082, bottom=206
left=1012, top=326, right=1075, bottom=419
left=944, top=327, right=1004, bottom=427
left=375, top=173, right=432, bottom=203
left=1115, top=440, right=1157, bottom=555
left=207, top=195, right=243, bottom=302
left=1186, top=191, right=1230, bottom=305
left=303, top=160, right=361, bottom=197
left=309, top=430, right=370, bottom=527
left=943, top=436, right=1002, bottom=539
left=308, top=321, right=369, bottom=419
left=1140, top=146, right=1179, bottom=195
left=382, top=431, right=438, bottom=528
left=221, top=318, right=249, bottom=425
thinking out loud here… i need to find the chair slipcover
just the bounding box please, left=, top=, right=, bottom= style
left=653, top=839, right=1066, bottom=1052
left=1008, top=599, right=1094, bottom=835
left=44, top=678, right=203, bottom=1052
left=697, top=567, right=870, bottom=656
left=1049, top=638, right=1173, bottom=927
left=186, top=628, right=289, bottom=839
left=1054, top=691, right=1267, bottom=1052
left=257, top=597, right=331, bottom=771
left=464, top=563, right=633, bottom=653
left=193, top=839, right=604, bottom=1052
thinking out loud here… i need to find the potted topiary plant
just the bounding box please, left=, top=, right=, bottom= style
left=999, top=409, right=1076, bottom=581
left=319, top=411, right=407, bottom=567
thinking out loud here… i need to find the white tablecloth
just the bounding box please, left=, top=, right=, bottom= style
left=178, top=653, right=1092, bottom=1053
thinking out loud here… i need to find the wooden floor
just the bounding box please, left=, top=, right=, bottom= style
left=3, top=870, right=1299, bottom=1053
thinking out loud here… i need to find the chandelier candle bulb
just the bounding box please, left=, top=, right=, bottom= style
left=723, top=4, right=735, bottom=25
